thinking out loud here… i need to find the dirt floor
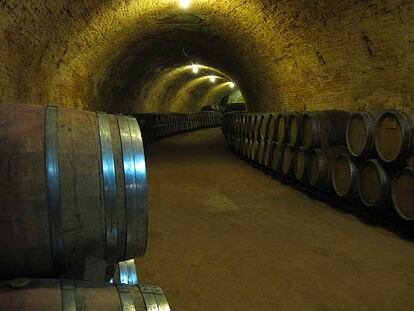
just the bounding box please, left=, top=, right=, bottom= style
left=137, top=128, right=414, bottom=311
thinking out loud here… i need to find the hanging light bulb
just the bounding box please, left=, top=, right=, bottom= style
left=179, top=0, right=191, bottom=9
left=209, top=76, right=217, bottom=83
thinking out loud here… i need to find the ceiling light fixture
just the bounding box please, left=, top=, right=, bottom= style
left=191, top=64, right=199, bottom=74
left=209, top=76, right=217, bottom=83
left=229, top=82, right=235, bottom=88
left=179, top=0, right=191, bottom=9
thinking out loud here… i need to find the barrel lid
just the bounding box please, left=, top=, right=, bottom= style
left=359, top=159, right=390, bottom=207
left=375, top=111, right=412, bottom=163
left=392, top=167, right=414, bottom=221
left=9, top=278, right=31, bottom=289
left=332, top=155, right=357, bottom=197
left=347, top=113, right=369, bottom=157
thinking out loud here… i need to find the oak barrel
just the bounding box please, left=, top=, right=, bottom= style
left=288, top=112, right=305, bottom=147
left=294, top=147, right=312, bottom=183
left=332, top=154, right=360, bottom=198
left=358, top=159, right=391, bottom=207
left=375, top=111, right=414, bottom=163
left=268, top=113, right=281, bottom=141
left=257, top=140, right=267, bottom=165
left=346, top=111, right=382, bottom=158
left=307, top=146, right=348, bottom=189
left=263, top=141, right=275, bottom=168
left=0, top=279, right=170, bottom=311
left=271, top=142, right=286, bottom=172
left=281, top=145, right=297, bottom=177
left=276, top=114, right=290, bottom=143
left=0, top=104, right=148, bottom=279
left=301, top=110, right=350, bottom=149
left=259, top=114, right=271, bottom=140
left=392, top=167, right=414, bottom=221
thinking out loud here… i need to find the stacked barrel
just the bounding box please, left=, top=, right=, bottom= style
left=135, top=111, right=222, bottom=145
left=222, top=110, right=414, bottom=222
left=0, top=104, right=170, bottom=310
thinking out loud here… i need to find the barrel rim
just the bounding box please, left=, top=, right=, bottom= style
left=374, top=111, right=413, bottom=163
left=346, top=112, right=372, bottom=158
left=391, top=167, right=414, bottom=221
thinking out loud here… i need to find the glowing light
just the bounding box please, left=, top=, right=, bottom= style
left=209, top=76, right=217, bottom=83
left=229, top=82, right=235, bottom=88
left=179, top=0, right=191, bottom=9
left=191, top=64, right=200, bottom=74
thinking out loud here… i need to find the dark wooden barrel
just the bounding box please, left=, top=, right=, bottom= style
left=268, top=113, right=281, bottom=141
left=375, top=111, right=414, bottom=163
left=257, top=140, right=267, bottom=165
left=0, top=104, right=148, bottom=280
left=288, top=112, right=304, bottom=146
left=254, top=114, right=263, bottom=139
left=263, top=141, right=275, bottom=168
left=294, top=147, right=312, bottom=183
left=0, top=278, right=170, bottom=311
left=249, top=114, right=258, bottom=139
left=276, top=114, right=290, bottom=143
left=271, top=142, right=286, bottom=172
left=301, top=110, right=350, bottom=149
left=392, top=167, right=414, bottom=221
left=307, top=146, right=348, bottom=189
left=332, top=154, right=360, bottom=198
left=242, top=138, right=249, bottom=156
left=346, top=111, right=382, bottom=158
left=252, top=140, right=260, bottom=161
left=259, top=114, right=271, bottom=140
left=359, top=159, right=392, bottom=207
left=281, top=145, right=297, bottom=177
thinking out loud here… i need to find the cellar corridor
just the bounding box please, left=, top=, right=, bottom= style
left=137, top=128, right=414, bottom=311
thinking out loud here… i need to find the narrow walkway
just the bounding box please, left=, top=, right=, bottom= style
left=137, top=128, right=414, bottom=311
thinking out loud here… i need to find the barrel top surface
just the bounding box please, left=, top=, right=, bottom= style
left=359, top=160, right=383, bottom=206
left=347, top=114, right=368, bottom=156
left=392, top=167, right=414, bottom=220
left=375, top=113, right=404, bottom=162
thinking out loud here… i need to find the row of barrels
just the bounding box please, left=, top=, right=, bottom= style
left=135, top=111, right=222, bottom=145
left=0, top=104, right=170, bottom=310
left=222, top=110, right=414, bottom=221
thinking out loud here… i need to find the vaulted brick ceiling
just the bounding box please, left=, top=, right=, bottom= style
left=1, top=1, right=414, bottom=113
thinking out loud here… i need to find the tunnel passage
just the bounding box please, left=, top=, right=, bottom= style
left=2, top=1, right=414, bottom=113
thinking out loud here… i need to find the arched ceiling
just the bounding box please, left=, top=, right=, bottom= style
left=1, top=1, right=414, bottom=113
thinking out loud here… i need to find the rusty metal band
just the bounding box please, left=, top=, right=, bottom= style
left=61, top=279, right=76, bottom=311
left=117, top=115, right=148, bottom=259
left=45, top=106, right=64, bottom=273
left=117, top=285, right=136, bottom=311
left=97, top=112, right=118, bottom=262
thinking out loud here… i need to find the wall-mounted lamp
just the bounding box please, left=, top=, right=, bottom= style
left=179, top=0, right=191, bottom=9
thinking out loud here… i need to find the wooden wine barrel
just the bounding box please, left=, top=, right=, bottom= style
left=301, top=110, right=350, bottom=149
left=257, top=140, right=267, bottom=165
left=242, top=138, right=249, bottom=156
left=276, top=114, right=290, bottom=143
left=346, top=111, right=382, bottom=158
left=307, top=146, right=348, bottom=189
left=281, top=146, right=297, bottom=177
left=0, top=278, right=170, bottom=311
left=375, top=111, right=414, bottom=163
left=251, top=140, right=260, bottom=161
left=294, top=147, right=312, bottom=183
left=259, top=114, right=269, bottom=140
left=248, top=114, right=258, bottom=139
left=271, top=142, right=286, bottom=172
left=359, top=159, right=391, bottom=207
left=332, top=154, right=360, bottom=198
left=0, top=104, right=148, bottom=280
left=392, top=167, right=414, bottom=221
left=253, top=114, right=263, bottom=139
left=268, top=113, right=281, bottom=141
left=288, top=112, right=305, bottom=147
left=263, top=141, right=275, bottom=168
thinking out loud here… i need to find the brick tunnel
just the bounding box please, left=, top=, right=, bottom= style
left=1, top=1, right=414, bottom=310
